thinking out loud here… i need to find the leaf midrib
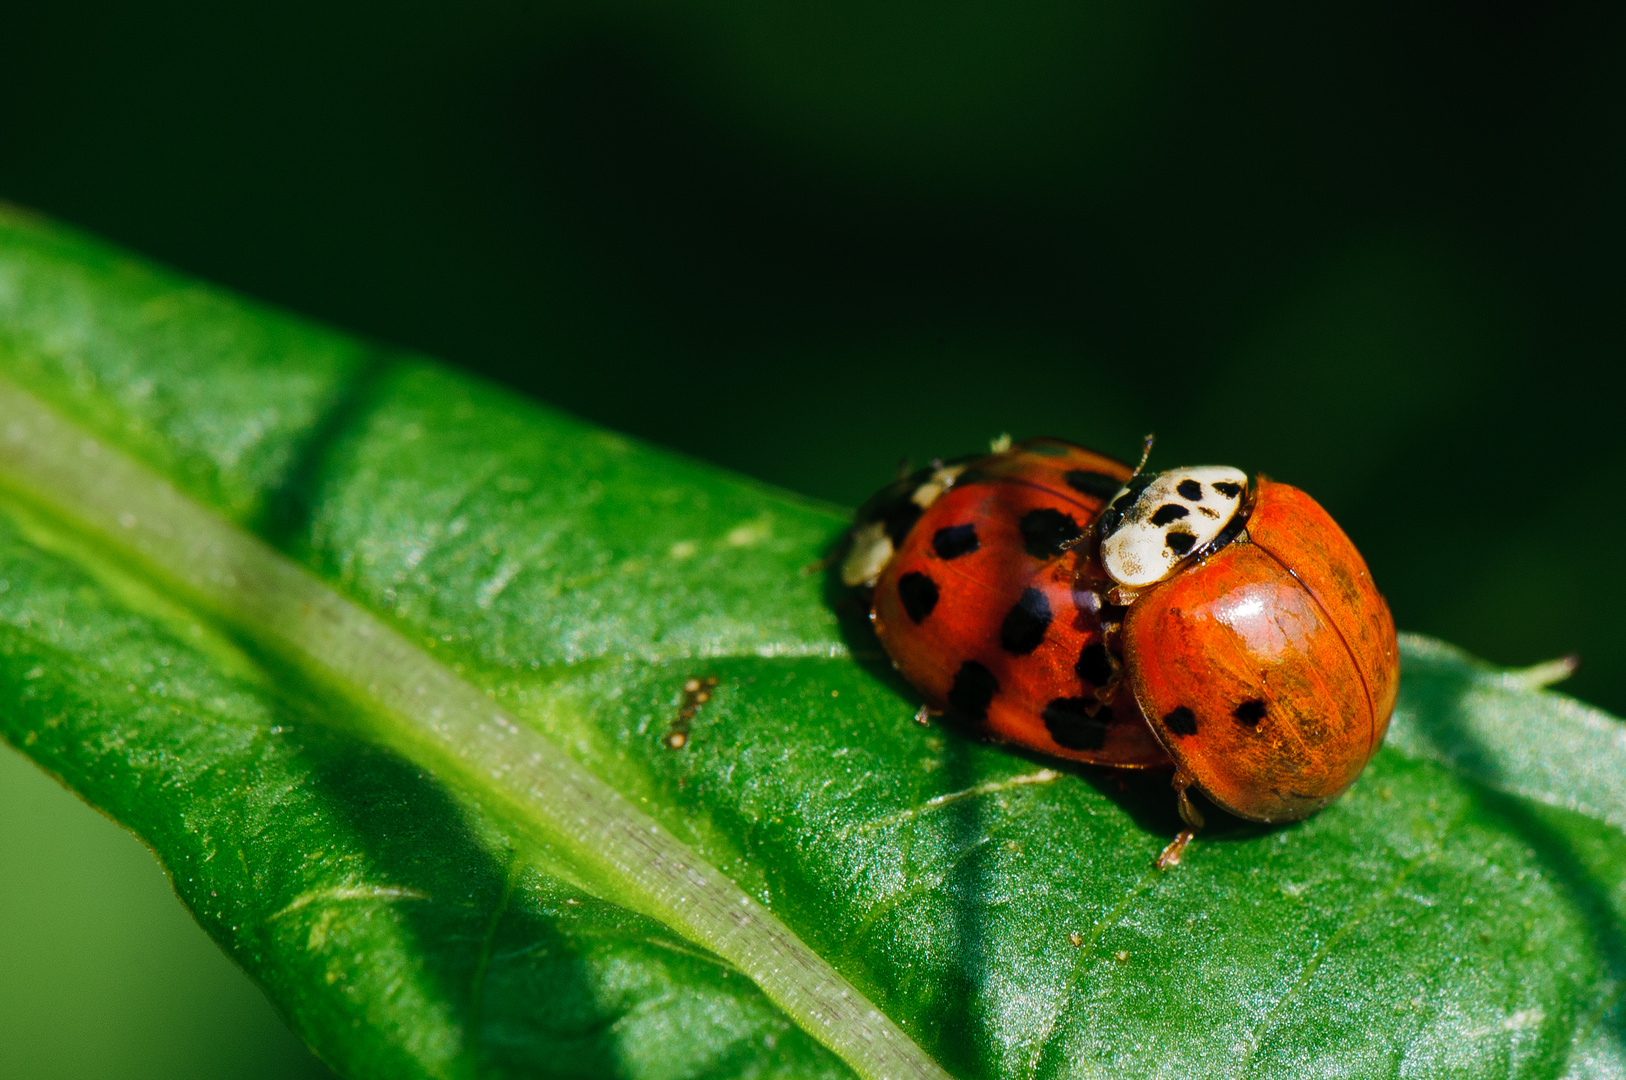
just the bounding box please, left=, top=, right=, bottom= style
left=0, top=375, right=951, bottom=1080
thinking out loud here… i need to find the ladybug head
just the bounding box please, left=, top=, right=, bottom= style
left=1098, top=466, right=1249, bottom=588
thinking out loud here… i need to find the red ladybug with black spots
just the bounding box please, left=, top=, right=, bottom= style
left=843, top=438, right=1398, bottom=860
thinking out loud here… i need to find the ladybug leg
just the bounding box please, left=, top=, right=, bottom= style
left=1174, top=782, right=1206, bottom=830
left=799, top=548, right=843, bottom=576
left=1155, top=830, right=1196, bottom=870
left=1156, top=768, right=1204, bottom=869
left=913, top=703, right=942, bottom=726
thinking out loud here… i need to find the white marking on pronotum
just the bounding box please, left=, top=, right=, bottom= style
left=841, top=520, right=894, bottom=588
left=840, top=463, right=966, bottom=588
left=907, top=463, right=966, bottom=510
left=1100, top=466, right=1248, bottom=588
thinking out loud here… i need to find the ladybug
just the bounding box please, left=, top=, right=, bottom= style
left=843, top=438, right=1397, bottom=862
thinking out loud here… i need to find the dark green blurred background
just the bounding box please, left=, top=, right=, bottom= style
left=1, top=2, right=1622, bottom=1076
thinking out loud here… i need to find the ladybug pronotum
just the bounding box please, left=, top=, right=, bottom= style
left=843, top=438, right=1398, bottom=856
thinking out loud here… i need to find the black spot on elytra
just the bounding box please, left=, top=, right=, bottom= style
left=948, top=661, right=999, bottom=721
left=1165, top=531, right=1196, bottom=556
left=1212, top=481, right=1243, bottom=499
left=1042, top=698, right=1110, bottom=751
left=1177, top=478, right=1204, bottom=501
left=1075, top=641, right=1112, bottom=687
left=1233, top=699, right=1268, bottom=727
left=932, top=523, right=980, bottom=560
left=1065, top=470, right=1121, bottom=499
left=1000, top=587, right=1052, bottom=655
left=897, top=572, right=939, bottom=623
left=1019, top=508, right=1082, bottom=559
left=1150, top=503, right=1189, bottom=526
left=879, top=498, right=923, bottom=544
left=1162, top=706, right=1198, bottom=736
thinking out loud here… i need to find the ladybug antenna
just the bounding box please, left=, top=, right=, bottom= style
left=1130, top=433, right=1156, bottom=480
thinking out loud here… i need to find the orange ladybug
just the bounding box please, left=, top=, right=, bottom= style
left=843, top=438, right=1397, bottom=859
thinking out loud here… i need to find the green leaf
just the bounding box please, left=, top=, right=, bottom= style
left=0, top=203, right=1623, bottom=1079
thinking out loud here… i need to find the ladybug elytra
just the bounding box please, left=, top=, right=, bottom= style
left=843, top=438, right=1398, bottom=851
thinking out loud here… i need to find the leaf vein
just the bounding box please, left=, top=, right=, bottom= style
left=267, top=883, right=430, bottom=921
left=857, top=769, right=1063, bottom=835
left=464, top=845, right=522, bottom=1058
left=1025, top=861, right=1167, bottom=1080
left=1231, top=805, right=1465, bottom=1078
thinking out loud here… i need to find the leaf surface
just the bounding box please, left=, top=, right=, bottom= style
left=1, top=205, right=1624, bottom=1079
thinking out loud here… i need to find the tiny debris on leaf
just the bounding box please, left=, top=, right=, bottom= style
left=665, top=675, right=719, bottom=750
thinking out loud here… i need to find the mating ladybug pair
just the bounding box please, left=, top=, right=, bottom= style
left=843, top=438, right=1398, bottom=861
